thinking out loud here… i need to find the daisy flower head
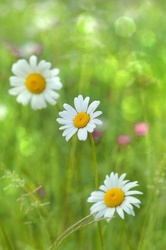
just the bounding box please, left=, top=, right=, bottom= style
left=56, top=95, right=102, bottom=141
left=87, top=172, right=143, bottom=222
left=9, top=55, right=62, bottom=110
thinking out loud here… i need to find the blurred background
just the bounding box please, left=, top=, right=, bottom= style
left=0, top=0, right=166, bottom=249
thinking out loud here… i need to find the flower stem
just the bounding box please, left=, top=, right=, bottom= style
left=89, top=133, right=104, bottom=250
left=89, top=133, right=99, bottom=189
left=63, top=135, right=77, bottom=226
left=121, top=220, right=132, bottom=250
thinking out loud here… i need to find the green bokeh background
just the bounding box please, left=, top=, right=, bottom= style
left=0, top=0, right=166, bottom=249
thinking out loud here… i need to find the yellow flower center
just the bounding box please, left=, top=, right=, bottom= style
left=104, top=188, right=125, bottom=207
left=74, top=112, right=90, bottom=128
left=25, top=73, right=46, bottom=94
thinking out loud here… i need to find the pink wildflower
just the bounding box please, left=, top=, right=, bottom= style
left=117, top=135, right=131, bottom=145
left=134, top=122, right=149, bottom=136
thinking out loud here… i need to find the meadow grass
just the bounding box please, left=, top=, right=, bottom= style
left=0, top=0, right=166, bottom=249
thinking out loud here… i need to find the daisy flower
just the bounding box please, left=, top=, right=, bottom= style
left=9, top=55, right=62, bottom=110
left=56, top=95, right=102, bottom=141
left=87, top=172, right=143, bottom=222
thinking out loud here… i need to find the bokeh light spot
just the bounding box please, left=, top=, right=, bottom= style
left=76, top=14, right=97, bottom=34
left=114, top=70, right=131, bottom=88
left=115, top=16, right=136, bottom=37
left=0, top=104, right=8, bottom=121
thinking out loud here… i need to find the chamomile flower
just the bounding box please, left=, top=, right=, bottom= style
left=9, top=55, right=62, bottom=110
left=87, top=172, right=143, bottom=222
left=56, top=95, right=102, bottom=141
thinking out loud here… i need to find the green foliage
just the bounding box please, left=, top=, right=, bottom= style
left=0, top=0, right=166, bottom=249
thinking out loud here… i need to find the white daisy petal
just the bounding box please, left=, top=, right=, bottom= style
left=12, top=61, right=28, bottom=78
left=57, top=95, right=102, bottom=141
left=8, top=85, right=26, bottom=95
left=37, top=60, right=51, bottom=72
left=116, top=206, right=125, bottom=219
left=91, top=110, right=102, bottom=119
left=44, top=92, right=57, bottom=105
left=91, top=118, right=103, bottom=125
left=86, top=123, right=96, bottom=133
left=125, top=196, right=141, bottom=204
left=50, top=68, right=60, bottom=76
left=16, top=91, right=32, bottom=105
left=29, top=55, right=37, bottom=69
left=120, top=203, right=132, bottom=215
left=9, top=55, right=62, bottom=110
left=82, top=96, right=90, bottom=112
left=63, top=104, right=77, bottom=116
left=133, top=203, right=140, bottom=208
left=104, top=207, right=115, bottom=219
left=77, top=128, right=88, bottom=141
left=59, top=110, right=74, bottom=120
left=56, top=118, right=71, bottom=124
left=45, top=89, right=59, bottom=100
left=90, top=201, right=106, bottom=213
left=122, top=181, right=139, bottom=192
left=87, top=100, right=100, bottom=114
left=104, top=175, right=112, bottom=189
left=74, top=95, right=83, bottom=112
left=99, top=185, right=108, bottom=192
left=94, top=207, right=108, bottom=220
left=58, top=124, right=73, bottom=130
left=47, top=78, right=62, bottom=90
left=9, top=76, right=25, bottom=86
left=118, top=173, right=127, bottom=184
left=15, top=59, right=32, bottom=75
left=87, top=191, right=105, bottom=202
left=65, top=127, right=78, bottom=141
left=130, top=209, right=135, bottom=216
left=125, top=190, right=143, bottom=196
left=62, top=127, right=77, bottom=137
left=87, top=172, right=143, bottom=222
left=31, top=94, right=47, bottom=110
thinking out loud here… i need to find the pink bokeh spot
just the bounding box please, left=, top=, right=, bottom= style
left=117, top=135, right=131, bottom=145
left=92, top=129, right=103, bottom=141
left=134, top=122, right=149, bottom=136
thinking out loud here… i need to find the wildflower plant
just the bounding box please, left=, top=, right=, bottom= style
left=0, top=167, right=49, bottom=214
left=87, top=172, right=143, bottom=222
left=56, top=95, right=102, bottom=141
left=9, top=55, right=62, bottom=110
left=6, top=53, right=144, bottom=249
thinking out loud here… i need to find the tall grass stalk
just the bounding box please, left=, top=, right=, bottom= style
left=137, top=154, right=166, bottom=250
left=48, top=214, right=94, bottom=250
left=0, top=221, right=14, bottom=250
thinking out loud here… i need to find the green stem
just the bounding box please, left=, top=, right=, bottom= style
left=63, top=135, right=77, bottom=227
left=89, top=133, right=98, bottom=189
left=121, top=220, right=132, bottom=250
left=89, top=133, right=104, bottom=250
left=97, top=222, right=104, bottom=250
